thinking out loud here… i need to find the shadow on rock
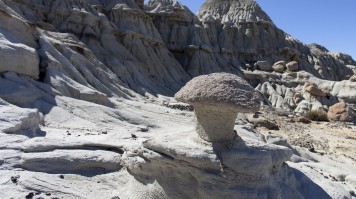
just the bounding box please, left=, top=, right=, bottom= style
left=292, top=168, right=332, bottom=199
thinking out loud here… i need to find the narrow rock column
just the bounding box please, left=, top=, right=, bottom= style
left=194, top=105, right=238, bottom=142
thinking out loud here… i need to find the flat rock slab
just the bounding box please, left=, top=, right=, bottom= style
left=143, top=130, right=292, bottom=175
left=20, top=149, right=122, bottom=175
left=126, top=129, right=299, bottom=199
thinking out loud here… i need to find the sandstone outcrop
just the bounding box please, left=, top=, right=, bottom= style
left=146, top=0, right=354, bottom=82
left=127, top=130, right=298, bottom=199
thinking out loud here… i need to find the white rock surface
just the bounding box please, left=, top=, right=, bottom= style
left=0, top=99, right=40, bottom=136
left=0, top=34, right=39, bottom=79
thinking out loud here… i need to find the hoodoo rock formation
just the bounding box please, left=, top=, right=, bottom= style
left=0, top=0, right=355, bottom=198
left=175, top=73, right=260, bottom=142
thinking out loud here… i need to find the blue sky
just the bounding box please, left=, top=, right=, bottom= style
left=145, top=0, right=356, bottom=60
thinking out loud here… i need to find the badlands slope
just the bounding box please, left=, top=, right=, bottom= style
left=0, top=0, right=355, bottom=198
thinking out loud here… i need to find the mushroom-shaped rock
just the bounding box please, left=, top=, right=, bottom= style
left=175, top=73, right=261, bottom=142
left=272, top=61, right=286, bottom=73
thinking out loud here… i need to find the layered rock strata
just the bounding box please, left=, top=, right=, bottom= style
left=125, top=130, right=334, bottom=199
left=146, top=0, right=355, bottom=82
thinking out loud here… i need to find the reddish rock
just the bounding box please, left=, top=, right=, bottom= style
left=304, top=82, right=326, bottom=97
left=327, top=102, right=355, bottom=122
left=286, top=61, right=299, bottom=71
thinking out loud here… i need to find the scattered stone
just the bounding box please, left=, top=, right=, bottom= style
left=304, top=82, right=326, bottom=97
left=10, top=175, right=20, bottom=183
left=59, top=175, right=64, bottom=179
left=286, top=61, right=299, bottom=71
left=131, top=134, right=137, bottom=139
left=327, top=102, right=355, bottom=122
left=272, top=61, right=286, bottom=73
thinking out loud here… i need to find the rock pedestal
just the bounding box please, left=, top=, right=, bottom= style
left=126, top=130, right=305, bottom=199
left=194, top=105, right=238, bottom=142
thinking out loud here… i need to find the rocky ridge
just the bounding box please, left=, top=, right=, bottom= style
left=0, top=0, right=355, bottom=198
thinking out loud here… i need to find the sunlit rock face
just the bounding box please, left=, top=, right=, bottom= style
left=0, top=0, right=355, bottom=198
left=146, top=0, right=354, bottom=81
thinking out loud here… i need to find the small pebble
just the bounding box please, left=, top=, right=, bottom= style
left=25, top=192, right=34, bottom=199
left=11, top=175, right=20, bottom=183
